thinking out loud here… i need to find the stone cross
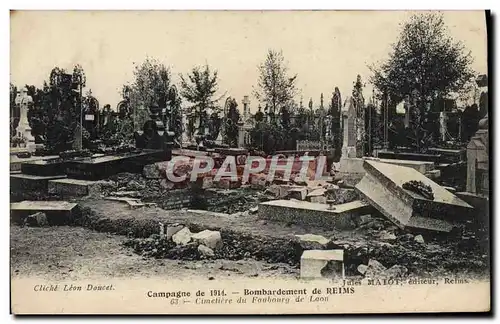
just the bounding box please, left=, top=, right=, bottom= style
left=14, top=87, right=36, bottom=152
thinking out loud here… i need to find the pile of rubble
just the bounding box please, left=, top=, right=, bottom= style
left=124, top=225, right=223, bottom=260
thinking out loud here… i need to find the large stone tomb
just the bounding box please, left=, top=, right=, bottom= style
left=10, top=154, right=59, bottom=172
left=48, top=178, right=102, bottom=197
left=10, top=200, right=79, bottom=225
left=64, top=149, right=165, bottom=180
left=377, top=151, right=441, bottom=164
left=258, top=199, right=374, bottom=230
left=355, top=160, right=473, bottom=233
left=11, top=173, right=67, bottom=194
left=20, top=158, right=71, bottom=177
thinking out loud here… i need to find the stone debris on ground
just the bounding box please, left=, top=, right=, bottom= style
left=414, top=235, right=425, bottom=244
left=198, top=244, right=215, bottom=258
left=288, top=187, right=308, bottom=200
left=295, top=234, right=330, bottom=249
left=172, top=227, right=193, bottom=245
left=307, top=188, right=327, bottom=198
left=23, top=212, right=48, bottom=227
left=191, top=230, right=222, bottom=249
left=377, top=231, right=397, bottom=242
left=166, top=224, right=184, bottom=240
left=357, top=259, right=408, bottom=279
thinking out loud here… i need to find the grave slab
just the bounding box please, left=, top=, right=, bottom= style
left=355, top=160, right=473, bottom=233
left=20, top=157, right=72, bottom=176
left=11, top=173, right=67, bottom=193
left=48, top=178, right=103, bottom=197
left=258, top=199, right=373, bottom=230
left=65, top=149, right=166, bottom=180
left=10, top=200, right=78, bottom=225
left=339, top=157, right=435, bottom=175
left=300, top=250, right=344, bottom=279
left=10, top=155, right=59, bottom=172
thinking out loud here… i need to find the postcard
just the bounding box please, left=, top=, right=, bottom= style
left=10, top=10, right=490, bottom=314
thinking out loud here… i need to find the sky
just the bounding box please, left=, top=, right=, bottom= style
left=10, top=10, right=488, bottom=113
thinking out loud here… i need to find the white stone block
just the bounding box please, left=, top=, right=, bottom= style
left=191, top=229, right=222, bottom=249
left=166, top=224, right=184, bottom=240
left=172, top=227, right=192, bottom=245
left=300, top=250, right=344, bottom=279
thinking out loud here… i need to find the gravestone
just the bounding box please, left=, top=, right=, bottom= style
left=341, top=97, right=357, bottom=159
left=134, top=104, right=174, bottom=161
left=355, top=160, right=474, bottom=232
left=466, top=114, right=489, bottom=196
left=14, top=87, right=36, bottom=153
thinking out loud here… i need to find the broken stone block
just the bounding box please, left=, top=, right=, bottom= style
left=377, top=231, right=397, bottom=242
left=384, top=265, right=408, bottom=278
left=202, top=177, right=214, bottom=189
left=166, top=224, right=184, bottom=240
left=249, top=206, right=258, bottom=214
left=24, top=212, right=48, bottom=227
left=309, top=196, right=327, bottom=204
left=414, top=235, right=425, bottom=244
left=265, top=184, right=281, bottom=197
left=300, top=250, right=344, bottom=279
left=172, top=227, right=192, bottom=245
left=307, top=188, right=327, bottom=197
left=288, top=187, right=308, bottom=200
left=278, top=185, right=302, bottom=199
left=355, top=160, right=473, bottom=233
left=215, top=178, right=241, bottom=189
left=295, top=234, right=330, bottom=249
left=198, top=244, right=215, bottom=258
left=191, top=230, right=222, bottom=249
left=362, top=259, right=387, bottom=278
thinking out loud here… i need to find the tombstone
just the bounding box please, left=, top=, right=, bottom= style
left=242, top=95, right=250, bottom=120
left=439, top=112, right=448, bottom=142
left=341, top=97, right=357, bottom=159
left=466, top=114, right=489, bottom=196
left=355, top=160, right=473, bottom=232
left=72, top=123, right=83, bottom=151
left=134, top=104, right=175, bottom=160
left=14, top=87, right=36, bottom=152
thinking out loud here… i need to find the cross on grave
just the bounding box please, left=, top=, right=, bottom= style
left=14, top=87, right=36, bottom=152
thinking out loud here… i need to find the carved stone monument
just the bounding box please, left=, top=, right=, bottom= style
left=341, top=97, right=357, bottom=159
left=14, top=87, right=36, bottom=152
left=466, top=114, right=489, bottom=196
left=134, top=104, right=175, bottom=160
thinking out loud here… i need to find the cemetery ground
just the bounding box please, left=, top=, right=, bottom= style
left=10, top=170, right=490, bottom=281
